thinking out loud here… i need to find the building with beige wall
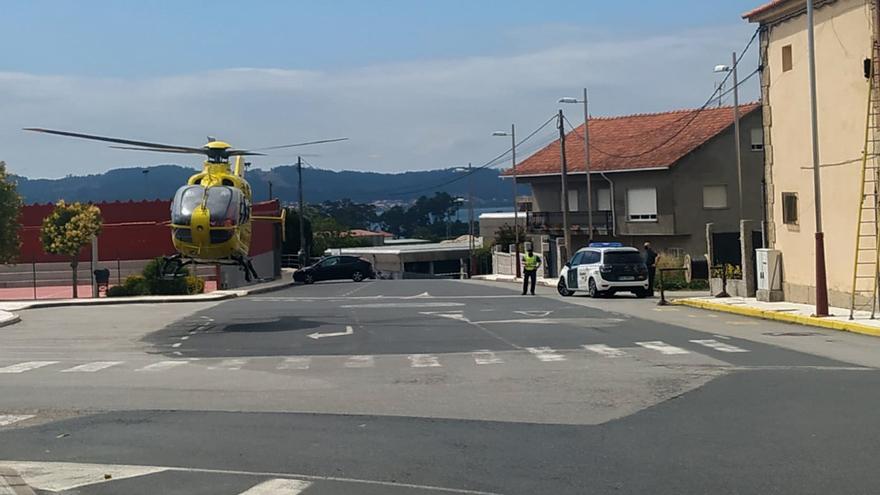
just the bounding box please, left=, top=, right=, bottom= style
left=745, top=0, right=876, bottom=307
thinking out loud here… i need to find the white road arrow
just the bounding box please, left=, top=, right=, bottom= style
left=308, top=325, right=354, bottom=340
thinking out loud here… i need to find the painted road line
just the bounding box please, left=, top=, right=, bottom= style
left=238, top=478, right=312, bottom=494
left=0, top=461, right=167, bottom=492
left=171, top=343, right=182, bottom=348
left=344, top=355, right=374, bottom=368
left=0, top=361, right=59, bottom=374
left=408, top=354, right=441, bottom=368
left=0, top=415, right=34, bottom=427
left=635, top=341, right=690, bottom=355
left=526, top=347, right=566, bottom=362
left=277, top=357, right=310, bottom=370
left=60, top=361, right=123, bottom=373
left=135, top=361, right=188, bottom=372
left=582, top=344, right=627, bottom=358
left=472, top=350, right=503, bottom=365
left=209, top=359, right=248, bottom=370
left=340, top=302, right=465, bottom=309
left=690, top=339, right=750, bottom=353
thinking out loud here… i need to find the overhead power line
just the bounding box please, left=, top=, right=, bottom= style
left=563, top=27, right=760, bottom=160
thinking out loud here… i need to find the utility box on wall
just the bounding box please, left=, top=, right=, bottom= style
left=756, top=248, right=784, bottom=302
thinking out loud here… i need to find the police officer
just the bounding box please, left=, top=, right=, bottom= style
left=521, top=244, right=542, bottom=296
left=644, top=242, right=658, bottom=296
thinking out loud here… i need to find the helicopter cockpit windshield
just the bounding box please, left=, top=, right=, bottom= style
left=171, top=185, right=244, bottom=227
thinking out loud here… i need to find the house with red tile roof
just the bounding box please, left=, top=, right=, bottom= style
left=743, top=0, right=877, bottom=309
left=505, top=103, right=764, bottom=270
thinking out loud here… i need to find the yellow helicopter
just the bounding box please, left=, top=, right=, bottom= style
left=24, top=128, right=347, bottom=280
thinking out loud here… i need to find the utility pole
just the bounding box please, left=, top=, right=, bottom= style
left=732, top=51, right=744, bottom=222
left=558, top=109, right=572, bottom=259
left=297, top=156, right=307, bottom=266
left=268, top=181, right=273, bottom=201
left=807, top=0, right=829, bottom=316
left=582, top=88, right=594, bottom=242
left=510, top=124, right=521, bottom=278
left=468, top=162, right=475, bottom=276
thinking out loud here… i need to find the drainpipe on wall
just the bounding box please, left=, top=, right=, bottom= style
left=601, top=172, right=617, bottom=237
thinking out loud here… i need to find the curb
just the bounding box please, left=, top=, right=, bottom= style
left=673, top=298, right=880, bottom=338
left=0, top=311, right=21, bottom=329
left=0, top=278, right=297, bottom=323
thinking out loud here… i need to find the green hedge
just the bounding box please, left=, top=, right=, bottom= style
left=106, top=258, right=206, bottom=297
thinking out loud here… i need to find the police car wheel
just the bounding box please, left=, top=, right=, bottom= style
left=557, top=278, right=573, bottom=297
left=588, top=279, right=600, bottom=298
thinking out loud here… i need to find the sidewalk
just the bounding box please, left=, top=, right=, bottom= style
left=675, top=296, right=880, bottom=338
left=0, top=271, right=296, bottom=326
left=0, top=281, right=218, bottom=301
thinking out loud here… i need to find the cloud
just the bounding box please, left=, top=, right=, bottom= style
left=0, top=22, right=758, bottom=179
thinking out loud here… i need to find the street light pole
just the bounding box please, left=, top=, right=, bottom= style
left=583, top=88, right=594, bottom=242
left=493, top=126, right=521, bottom=277
left=731, top=51, right=744, bottom=221
left=560, top=90, right=594, bottom=242
left=297, top=156, right=307, bottom=266
left=558, top=109, right=572, bottom=258
left=807, top=0, right=830, bottom=316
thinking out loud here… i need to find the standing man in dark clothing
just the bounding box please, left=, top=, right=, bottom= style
left=644, top=242, right=658, bottom=296
left=521, top=245, right=542, bottom=296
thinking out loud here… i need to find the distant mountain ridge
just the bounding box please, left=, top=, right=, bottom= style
left=11, top=164, right=526, bottom=206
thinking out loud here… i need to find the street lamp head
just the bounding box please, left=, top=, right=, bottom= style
left=714, top=64, right=731, bottom=73
left=558, top=97, right=579, bottom=104
left=492, top=131, right=510, bottom=137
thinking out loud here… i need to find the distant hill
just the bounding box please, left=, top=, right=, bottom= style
left=12, top=165, right=529, bottom=206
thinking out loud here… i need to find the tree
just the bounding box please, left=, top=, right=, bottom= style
left=315, top=199, right=377, bottom=230
left=40, top=200, right=103, bottom=298
left=493, top=224, right=526, bottom=252
left=0, top=162, right=22, bottom=264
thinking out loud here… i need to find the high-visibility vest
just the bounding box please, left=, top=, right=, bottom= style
left=523, top=253, right=540, bottom=271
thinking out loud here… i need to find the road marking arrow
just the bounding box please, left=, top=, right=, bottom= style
left=308, top=325, right=354, bottom=340
left=515, top=310, right=553, bottom=317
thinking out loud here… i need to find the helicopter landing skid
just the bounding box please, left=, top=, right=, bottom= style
left=160, top=254, right=262, bottom=283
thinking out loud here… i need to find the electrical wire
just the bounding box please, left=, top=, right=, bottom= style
left=562, top=27, right=760, bottom=160
left=384, top=113, right=559, bottom=197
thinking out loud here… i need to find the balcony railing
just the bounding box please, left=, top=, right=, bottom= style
left=527, top=211, right=613, bottom=235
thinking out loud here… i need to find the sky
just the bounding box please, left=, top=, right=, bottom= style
left=0, top=0, right=764, bottom=179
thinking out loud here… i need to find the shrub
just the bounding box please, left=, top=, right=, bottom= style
left=142, top=258, right=189, bottom=295
left=123, top=274, right=149, bottom=295
left=106, top=285, right=129, bottom=297
left=186, top=275, right=205, bottom=295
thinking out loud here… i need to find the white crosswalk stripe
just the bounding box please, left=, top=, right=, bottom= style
left=0, top=414, right=34, bottom=427
left=208, top=359, right=247, bottom=371
left=635, top=341, right=690, bottom=355
left=237, top=478, right=312, bottom=494
left=344, top=355, right=375, bottom=368
left=135, top=361, right=188, bottom=372
left=277, top=357, right=311, bottom=370
left=408, top=354, right=441, bottom=368
left=60, top=361, right=123, bottom=373
left=690, top=339, right=750, bottom=353
left=472, top=350, right=503, bottom=365
left=0, top=361, right=59, bottom=374
left=526, top=347, right=566, bottom=362
left=582, top=344, right=627, bottom=358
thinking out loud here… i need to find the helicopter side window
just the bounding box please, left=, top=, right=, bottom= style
left=171, top=186, right=205, bottom=225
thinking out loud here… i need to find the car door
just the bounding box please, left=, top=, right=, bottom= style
left=577, top=250, right=599, bottom=287
left=567, top=252, right=584, bottom=289
left=314, top=256, right=341, bottom=281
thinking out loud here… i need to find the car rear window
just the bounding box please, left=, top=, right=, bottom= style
left=603, top=251, right=644, bottom=264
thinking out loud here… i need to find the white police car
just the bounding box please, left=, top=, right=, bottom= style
left=557, top=242, right=650, bottom=298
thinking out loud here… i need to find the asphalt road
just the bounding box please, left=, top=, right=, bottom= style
left=1, top=279, right=880, bottom=494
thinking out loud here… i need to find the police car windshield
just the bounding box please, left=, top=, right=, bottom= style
left=604, top=251, right=644, bottom=264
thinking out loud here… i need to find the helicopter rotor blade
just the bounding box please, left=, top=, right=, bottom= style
left=24, top=128, right=205, bottom=153
left=109, top=145, right=206, bottom=154
left=227, top=150, right=267, bottom=156
left=248, top=137, right=349, bottom=152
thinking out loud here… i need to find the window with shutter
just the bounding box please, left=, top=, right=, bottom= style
left=627, top=188, right=657, bottom=221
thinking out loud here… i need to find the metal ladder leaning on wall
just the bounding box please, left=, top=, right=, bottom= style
left=849, top=49, right=880, bottom=319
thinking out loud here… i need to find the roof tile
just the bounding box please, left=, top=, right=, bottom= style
left=506, top=103, right=761, bottom=177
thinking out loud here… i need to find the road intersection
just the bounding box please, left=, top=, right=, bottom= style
left=1, top=279, right=879, bottom=494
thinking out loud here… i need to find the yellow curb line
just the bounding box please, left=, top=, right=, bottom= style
left=672, top=298, right=880, bottom=338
